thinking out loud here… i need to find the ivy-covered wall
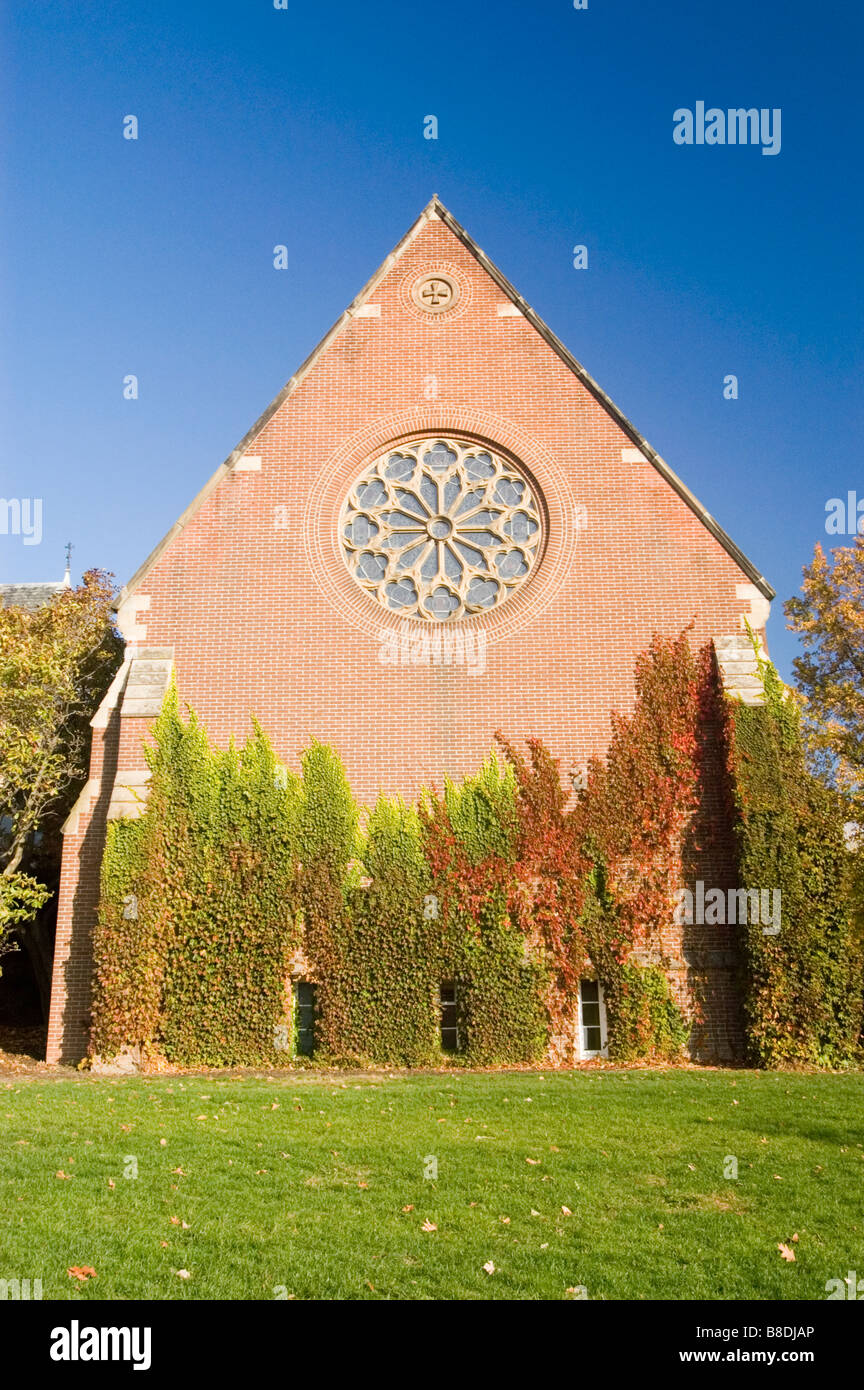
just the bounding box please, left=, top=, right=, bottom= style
left=93, top=698, right=553, bottom=1068
left=725, top=648, right=863, bottom=1067
left=93, top=691, right=301, bottom=1066
left=92, top=631, right=863, bottom=1070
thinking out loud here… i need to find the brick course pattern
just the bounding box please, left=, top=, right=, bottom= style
left=46, top=200, right=773, bottom=1065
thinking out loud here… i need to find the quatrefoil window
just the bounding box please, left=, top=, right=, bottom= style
left=340, top=438, right=543, bottom=620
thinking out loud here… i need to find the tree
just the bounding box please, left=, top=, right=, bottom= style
left=785, top=538, right=864, bottom=800
left=0, top=571, right=123, bottom=981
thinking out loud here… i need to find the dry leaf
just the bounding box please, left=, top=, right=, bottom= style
left=561, top=1206, right=572, bottom=1216
left=55, top=1170, right=72, bottom=1180
left=67, top=1266, right=96, bottom=1281
left=778, top=1243, right=796, bottom=1262
left=176, top=1269, right=191, bottom=1279
left=421, top=1219, right=437, bottom=1232
left=402, top=1204, right=414, bottom=1213
left=526, top=1157, right=540, bottom=1165
left=107, top=1179, right=116, bottom=1189
left=483, top=1260, right=495, bottom=1274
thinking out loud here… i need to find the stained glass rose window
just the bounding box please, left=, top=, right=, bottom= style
left=340, top=438, right=543, bottom=620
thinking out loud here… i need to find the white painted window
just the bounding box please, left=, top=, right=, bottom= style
left=578, top=979, right=608, bottom=1059
left=439, top=980, right=460, bottom=1052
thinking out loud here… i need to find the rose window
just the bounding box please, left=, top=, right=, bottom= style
left=340, top=438, right=543, bottom=620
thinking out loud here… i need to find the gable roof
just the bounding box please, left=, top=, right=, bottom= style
left=118, top=197, right=774, bottom=607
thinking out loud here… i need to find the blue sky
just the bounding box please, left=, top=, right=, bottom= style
left=1, top=0, right=861, bottom=679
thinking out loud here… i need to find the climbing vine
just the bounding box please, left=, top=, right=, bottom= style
left=725, top=638, right=863, bottom=1066
left=93, top=685, right=300, bottom=1065
left=91, top=628, right=859, bottom=1070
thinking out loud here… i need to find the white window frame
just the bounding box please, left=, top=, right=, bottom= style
left=577, top=978, right=609, bottom=1059
left=439, top=980, right=460, bottom=1053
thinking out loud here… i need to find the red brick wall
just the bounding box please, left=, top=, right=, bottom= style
left=46, top=212, right=764, bottom=1064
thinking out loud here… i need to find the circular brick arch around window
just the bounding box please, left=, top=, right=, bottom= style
left=303, top=408, right=578, bottom=646
left=340, top=438, right=544, bottom=621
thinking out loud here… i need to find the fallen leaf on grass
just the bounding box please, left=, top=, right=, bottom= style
left=175, top=1269, right=191, bottom=1279
left=55, top=1170, right=72, bottom=1180
left=107, top=1179, right=115, bottom=1190
left=483, top=1261, right=495, bottom=1275
left=402, top=1204, right=414, bottom=1212
left=526, top=1157, right=540, bottom=1165
left=778, top=1243, right=796, bottom=1262
left=421, top=1219, right=437, bottom=1232
left=67, top=1266, right=96, bottom=1281
left=561, top=1206, right=572, bottom=1216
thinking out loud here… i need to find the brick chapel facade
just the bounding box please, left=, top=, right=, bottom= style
left=46, top=199, right=774, bottom=1065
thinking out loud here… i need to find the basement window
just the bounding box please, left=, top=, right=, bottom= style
left=439, top=981, right=460, bottom=1053
left=293, top=981, right=316, bottom=1056
left=578, top=979, right=608, bottom=1059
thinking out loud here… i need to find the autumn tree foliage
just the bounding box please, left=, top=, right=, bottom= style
left=0, top=571, right=123, bottom=969
left=785, top=537, right=864, bottom=800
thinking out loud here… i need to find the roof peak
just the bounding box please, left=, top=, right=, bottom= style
left=116, top=199, right=773, bottom=609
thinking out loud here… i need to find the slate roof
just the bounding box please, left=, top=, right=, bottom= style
left=0, top=581, right=66, bottom=612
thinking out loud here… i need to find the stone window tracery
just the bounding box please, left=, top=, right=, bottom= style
left=340, top=437, right=543, bottom=620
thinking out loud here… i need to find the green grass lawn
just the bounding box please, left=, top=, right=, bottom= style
left=1, top=1068, right=862, bottom=1300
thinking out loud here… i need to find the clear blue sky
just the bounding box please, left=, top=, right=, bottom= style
left=2, top=0, right=861, bottom=679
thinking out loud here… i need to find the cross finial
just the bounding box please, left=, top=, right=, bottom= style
left=63, top=541, right=73, bottom=587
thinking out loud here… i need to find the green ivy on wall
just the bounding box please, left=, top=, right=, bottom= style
left=94, top=685, right=301, bottom=1066
left=725, top=641, right=863, bottom=1067
left=91, top=629, right=863, bottom=1071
